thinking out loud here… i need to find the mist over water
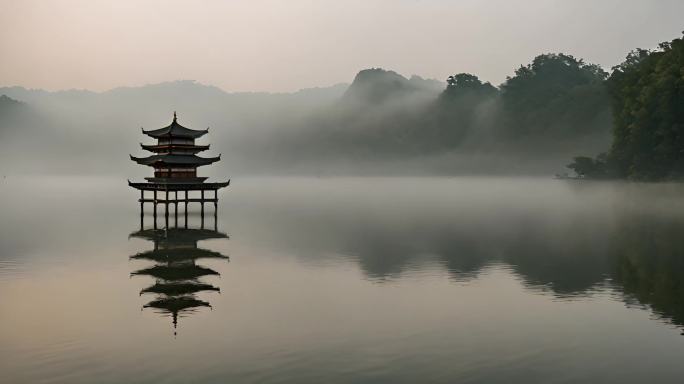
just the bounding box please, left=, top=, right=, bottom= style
left=2, top=176, right=684, bottom=383
left=2, top=1, right=684, bottom=382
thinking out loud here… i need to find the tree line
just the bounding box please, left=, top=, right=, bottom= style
left=308, top=32, right=682, bottom=179
left=567, top=32, right=684, bottom=180
left=286, top=52, right=613, bottom=174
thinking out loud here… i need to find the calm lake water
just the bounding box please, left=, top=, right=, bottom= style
left=2, top=176, right=684, bottom=383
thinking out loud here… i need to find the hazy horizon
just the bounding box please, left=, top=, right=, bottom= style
left=2, top=0, right=684, bottom=93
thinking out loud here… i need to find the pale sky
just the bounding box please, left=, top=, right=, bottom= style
left=1, top=0, right=683, bottom=93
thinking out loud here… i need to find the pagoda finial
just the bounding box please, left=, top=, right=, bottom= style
left=173, top=111, right=177, bottom=123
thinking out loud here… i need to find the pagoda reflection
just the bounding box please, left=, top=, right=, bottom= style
left=130, top=227, right=229, bottom=334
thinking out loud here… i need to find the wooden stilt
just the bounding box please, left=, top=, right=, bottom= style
left=165, top=189, right=169, bottom=229
left=140, top=190, right=144, bottom=229
left=201, top=189, right=205, bottom=229
left=214, top=189, right=218, bottom=230
left=184, top=190, right=188, bottom=229
left=174, top=191, right=178, bottom=228
left=153, top=190, right=158, bottom=229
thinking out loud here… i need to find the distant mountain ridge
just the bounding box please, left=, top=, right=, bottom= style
left=0, top=70, right=444, bottom=102
left=0, top=60, right=612, bottom=176
left=0, top=80, right=350, bottom=106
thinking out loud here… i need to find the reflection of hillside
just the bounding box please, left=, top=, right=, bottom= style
left=503, top=229, right=611, bottom=296
left=335, top=227, right=497, bottom=281
left=129, top=228, right=229, bottom=333
left=286, top=212, right=684, bottom=331
left=350, top=235, right=415, bottom=279
left=432, top=236, right=495, bottom=282
left=334, top=219, right=613, bottom=293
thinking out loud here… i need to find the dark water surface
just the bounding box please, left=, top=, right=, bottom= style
left=2, top=176, right=684, bottom=383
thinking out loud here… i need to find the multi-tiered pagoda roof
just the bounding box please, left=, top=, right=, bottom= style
left=141, top=116, right=209, bottom=139
left=129, top=112, right=230, bottom=189
left=130, top=154, right=220, bottom=167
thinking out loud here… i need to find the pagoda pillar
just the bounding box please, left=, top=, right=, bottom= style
left=153, top=190, right=158, bottom=229
left=174, top=191, right=178, bottom=228
left=140, top=190, right=144, bottom=228
left=214, top=189, right=218, bottom=228
left=164, top=189, right=169, bottom=229
left=201, top=190, right=205, bottom=229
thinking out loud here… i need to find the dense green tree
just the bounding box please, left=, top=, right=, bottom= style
left=566, top=152, right=612, bottom=178
left=500, top=53, right=610, bottom=138
left=428, top=73, right=499, bottom=148
left=607, top=34, right=684, bottom=180
left=444, top=73, right=497, bottom=96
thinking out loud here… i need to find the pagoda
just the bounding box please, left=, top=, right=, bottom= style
left=129, top=112, right=230, bottom=229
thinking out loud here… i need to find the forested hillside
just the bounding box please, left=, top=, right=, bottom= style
left=568, top=32, right=684, bottom=180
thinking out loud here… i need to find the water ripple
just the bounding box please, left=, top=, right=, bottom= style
left=0, top=259, right=24, bottom=280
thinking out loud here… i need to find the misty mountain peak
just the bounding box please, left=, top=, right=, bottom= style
left=343, top=68, right=442, bottom=105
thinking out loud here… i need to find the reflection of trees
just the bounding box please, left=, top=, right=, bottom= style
left=503, top=228, right=611, bottom=296
left=317, top=213, right=684, bottom=331
left=612, top=216, right=684, bottom=329
left=332, top=219, right=607, bottom=290
left=431, top=234, right=496, bottom=282
left=234, top=204, right=684, bottom=331
left=349, top=232, right=417, bottom=279
left=130, top=228, right=228, bottom=333
left=341, top=229, right=496, bottom=281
